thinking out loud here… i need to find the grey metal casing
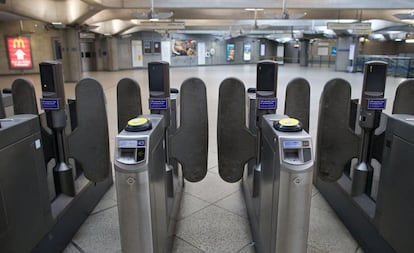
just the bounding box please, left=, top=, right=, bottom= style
left=0, top=115, right=53, bottom=253
left=375, top=114, right=414, bottom=253
left=260, top=114, right=313, bottom=253
left=115, top=114, right=168, bottom=253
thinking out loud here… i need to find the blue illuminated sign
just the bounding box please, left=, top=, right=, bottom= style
left=283, top=140, right=302, bottom=148
left=137, top=140, right=146, bottom=146
left=40, top=98, right=59, bottom=110
left=119, top=139, right=146, bottom=148
left=149, top=98, right=168, bottom=110
left=368, top=99, right=386, bottom=110
left=258, top=98, right=277, bottom=110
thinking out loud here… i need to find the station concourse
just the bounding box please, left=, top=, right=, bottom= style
left=0, top=63, right=406, bottom=253
left=1, top=1, right=414, bottom=252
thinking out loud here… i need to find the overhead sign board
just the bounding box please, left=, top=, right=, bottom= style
left=327, top=22, right=371, bottom=34
left=6, top=37, right=33, bottom=69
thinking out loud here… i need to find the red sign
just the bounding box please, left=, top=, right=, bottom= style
left=6, top=37, right=33, bottom=69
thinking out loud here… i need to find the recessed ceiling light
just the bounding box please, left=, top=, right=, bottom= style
left=245, top=8, right=264, bottom=11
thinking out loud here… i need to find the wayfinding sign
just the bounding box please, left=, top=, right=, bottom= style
left=6, top=37, right=33, bottom=69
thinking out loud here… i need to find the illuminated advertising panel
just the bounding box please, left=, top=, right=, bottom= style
left=226, top=43, right=235, bottom=61
left=6, top=37, right=33, bottom=69
left=243, top=43, right=252, bottom=61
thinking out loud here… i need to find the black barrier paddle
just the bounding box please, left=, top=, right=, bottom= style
left=68, top=78, right=110, bottom=183
left=217, top=78, right=256, bottom=183
left=11, top=78, right=38, bottom=115
left=170, top=77, right=208, bottom=182
left=316, top=78, right=360, bottom=182
left=284, top=77, right=310, bottom=132
left=117, top=78, right=142, bottom=133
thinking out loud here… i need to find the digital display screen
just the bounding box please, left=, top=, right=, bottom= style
left=283, top=140, right=302, bottom=148
left=243, top=44, right=251, bottom=61
left=119, top=139, right=145, bottom=148
left=226, top=43, right=235, bottom=61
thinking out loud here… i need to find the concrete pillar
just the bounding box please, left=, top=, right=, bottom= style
left=106, top=37, right=119, bottom=71
left=335, top=36, right=359, bottom=72
left=61, top=29, right=82, bottom=82
left=299, top=39, right=309, bottom=66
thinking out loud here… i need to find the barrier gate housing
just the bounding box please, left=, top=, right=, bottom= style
left=315, top=61, right=414, bottom=253
left=217, top=60, right=313, bottom=253
left=0, top=61, right=112, bottom=253
left=115, top=61, right=208, bottom=253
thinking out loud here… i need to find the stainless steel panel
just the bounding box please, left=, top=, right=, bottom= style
left=115, top=115, right=170, bottom=253
left=259, top=114, right=313, bottom=253
left=116, top=169, right=153, bottom=253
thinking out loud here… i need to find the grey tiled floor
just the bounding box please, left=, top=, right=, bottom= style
left=2, top=64, right=404, bottom=252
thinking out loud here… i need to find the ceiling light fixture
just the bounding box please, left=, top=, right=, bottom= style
left=245, top=8, right=264, bottom=11
left=405, top=39, right=414, bottom=43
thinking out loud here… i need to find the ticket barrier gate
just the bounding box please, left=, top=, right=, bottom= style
left=115, top=61, right=208, bottom=253
left=0, top=61, right=112, bottom=252
left=217, top=61, right=313, bottom=253
left=315, top=61, right=414, bottom=253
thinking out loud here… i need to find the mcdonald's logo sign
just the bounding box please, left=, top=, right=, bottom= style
left=12, top=38, right=25, bottom=48
left=6, top=37, right=33, bottom=69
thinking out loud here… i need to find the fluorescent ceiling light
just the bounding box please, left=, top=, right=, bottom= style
left=395, top=38, right=403, bottom=41
left=245, top=8, right=264, bottom=11
left=406, top=39, right=414, bottom=43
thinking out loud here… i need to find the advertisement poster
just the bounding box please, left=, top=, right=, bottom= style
left=243, top=43, right=252, bottom=61
left=143, top=40, right=152, bottom=54
left=226, top=43, right=235, bottom=61
left=198, top=42, right=206, bottom=65
left=172, top=39, right=197, bottom=56
left=161, top=41, right=171, bottom=63
left=153, top=41, right=161, bottom=54
left=6, top=37, right=33, bottom=69
left=131, top=40, right=143, bottom=67
left=260, top=43, right=266, bottom=56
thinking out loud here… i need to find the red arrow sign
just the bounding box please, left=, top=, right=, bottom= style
left=7, top=37, right=33, bottom=69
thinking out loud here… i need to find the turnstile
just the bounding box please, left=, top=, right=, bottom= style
left=260, top=115, right=313, bottom=253
left=217, top=60, right=313, bottom=253
left=115, top=61, right=208, bottom=253
left=315, top=61, right=414, bottom=253
left=0, top=61, right=113, bottom=253
left=115, top=115, right=166, bottom=253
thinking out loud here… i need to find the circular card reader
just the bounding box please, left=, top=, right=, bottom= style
left=125, top=117, right=152, bottom=132
left=274, top=117, right=302, bottom=132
